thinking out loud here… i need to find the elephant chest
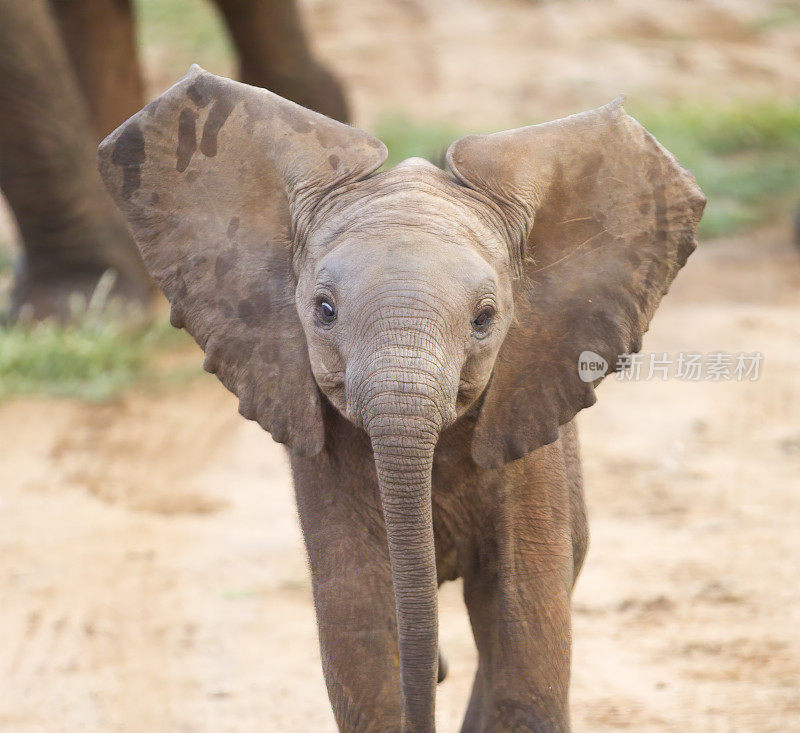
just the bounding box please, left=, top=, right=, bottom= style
left=431, top=427, right=577, bottom=587
left=291, top=409, right=577, bottom=592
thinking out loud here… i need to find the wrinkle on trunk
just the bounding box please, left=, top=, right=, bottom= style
left=369, top=410, right=440, bottom=733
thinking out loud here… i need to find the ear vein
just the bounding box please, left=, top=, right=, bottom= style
left=527, top=228, right=610, bottom=275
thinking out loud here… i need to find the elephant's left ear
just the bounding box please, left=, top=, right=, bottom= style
left=447, top=97, right=705, bottom=468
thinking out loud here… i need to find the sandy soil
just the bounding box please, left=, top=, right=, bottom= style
left=2, top=0, right=799, bottom=730
left=135, top=0, right=800, bottom=130
left=2, top=226, right=799, bottom=731
left=302, top=0, right=800, bottom=129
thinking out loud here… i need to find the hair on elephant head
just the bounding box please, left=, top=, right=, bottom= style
left=98, top=66, right=704, bottom=731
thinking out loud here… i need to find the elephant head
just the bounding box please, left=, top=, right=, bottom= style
left=98, top=66, right=704, bottom=731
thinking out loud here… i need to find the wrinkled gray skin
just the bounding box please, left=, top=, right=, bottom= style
left=0, top=0, right=347, bottom=321
left=99, top=67, right=705, bottom=731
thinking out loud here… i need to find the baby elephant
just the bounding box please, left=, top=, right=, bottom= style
left=99, top=67, right=704, bottom=732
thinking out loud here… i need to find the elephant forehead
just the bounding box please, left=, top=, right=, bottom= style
left=320, top=228, right=498, bottom=290
left=309, top=159, right=511, bottom=266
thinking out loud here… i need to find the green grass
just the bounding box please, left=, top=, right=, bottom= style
left=374, top=116, right=466, bottom=169
left=633, top=100, right=800, bottom=237
left=750, top=2, right=800, bottom=32
left=0, top=248, right=12, bottom=274
left=0, top=317, right=195, bottom=401
left=134, top=0, right=234, bottom=78
left=374, top=98, right=800, bottom=239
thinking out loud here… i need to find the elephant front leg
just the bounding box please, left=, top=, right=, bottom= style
left=314, top=568, right=403, bottom=732
left=293, top=467, right=402, bottom=731
left=461, top=472, right=574, bottom=731
left=462, top=563, right=572, bottom=732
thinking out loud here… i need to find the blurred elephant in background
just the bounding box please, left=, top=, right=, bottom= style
left=0, top=0, right=348, bottom=320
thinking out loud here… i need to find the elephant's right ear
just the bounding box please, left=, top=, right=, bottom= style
left=98, top=66, right=387, bottom=455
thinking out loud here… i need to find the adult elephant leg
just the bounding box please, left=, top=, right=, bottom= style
left=461, top=442, right=574, bottom=732
left=0, top=0, right=152, bottom=321
left=51, top=0, right=145, bottom=141
left=214, top=0, right=350, bottom=122
left=291, top=420, right=402, bottom=732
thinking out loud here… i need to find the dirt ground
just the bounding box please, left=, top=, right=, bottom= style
left=2, top=0, right=799, bottom=730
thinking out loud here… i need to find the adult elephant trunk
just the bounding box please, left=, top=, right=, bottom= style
left=358, top=362, right=454, bottom=732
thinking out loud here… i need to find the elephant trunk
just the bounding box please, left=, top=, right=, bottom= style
left=358, top=364, right=454, bottom=732
left=370, top=414, right=438, bottom=732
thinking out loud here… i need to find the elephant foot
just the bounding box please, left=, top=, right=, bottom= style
left=8, top=261, right=154, bottom=323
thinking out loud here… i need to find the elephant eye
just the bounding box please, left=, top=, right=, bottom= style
left=471, top=305, right=495, bottom=335
left=315, top=296, right=337, bottom=326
